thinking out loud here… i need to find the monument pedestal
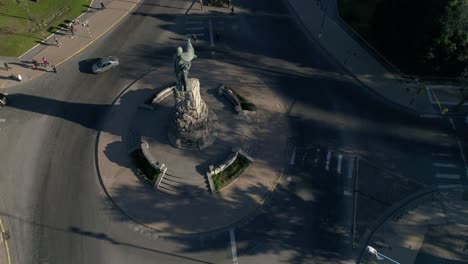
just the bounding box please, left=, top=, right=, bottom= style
left=168, top=78, right=217, bottom=149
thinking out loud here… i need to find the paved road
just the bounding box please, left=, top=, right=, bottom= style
left=0, top=0, right=466, bottom=263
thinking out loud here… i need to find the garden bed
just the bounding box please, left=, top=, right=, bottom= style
left=212, top=153, right=251, bottom=191
left=130, top=149, right=160, bottom=186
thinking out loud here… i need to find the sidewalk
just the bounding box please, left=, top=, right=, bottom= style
left=360, top=187, right=468, bottom=263
left=0, top=0, right=142, bottom=89
left=284, top=0, right=439, bottom=116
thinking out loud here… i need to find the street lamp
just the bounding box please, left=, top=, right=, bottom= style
left=366, top=246, right=401, bottom=264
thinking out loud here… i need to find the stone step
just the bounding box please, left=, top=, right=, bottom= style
left=158, top=181, right=209, bottom=196
left=163, top=173, right=207, bottom=184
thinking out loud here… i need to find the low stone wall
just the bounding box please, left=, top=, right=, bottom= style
left=138, top=141, right=167, bottom=189
left=217, top=84, right=242, bottom=114
left=206, top=147, right=254, bottom=195
left=152, top=85, right=175, bottom=105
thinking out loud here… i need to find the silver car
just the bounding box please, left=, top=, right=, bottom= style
left=92, top=56, right=119, bottom=73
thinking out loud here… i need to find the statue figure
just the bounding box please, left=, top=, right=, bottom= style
left=174, top=38, right=197, bottom=92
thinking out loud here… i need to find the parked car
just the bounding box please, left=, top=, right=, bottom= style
left=92, top=56, right=119, bottom=73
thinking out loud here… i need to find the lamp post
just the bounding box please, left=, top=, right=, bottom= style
left=366, top=246, right=401, bottom=264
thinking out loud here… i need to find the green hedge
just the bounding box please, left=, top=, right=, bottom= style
left=130, top=149, right=160, bottom=186
left=212, top=154, right=251, bottom=191
left=227, top=87, right=257, bottom=111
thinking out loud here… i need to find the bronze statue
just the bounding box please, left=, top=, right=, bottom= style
left=174, top=38, right=197, bottom=92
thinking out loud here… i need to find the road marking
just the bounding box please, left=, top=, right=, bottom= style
left=209, top=19, right=214, bottom=47
left=456, top=139, right=468, bottom=179
left=438, top=133, right=449, bottom=137
left=449, top=118, right=456, bottom=130
left=420, top=114, right=442, bottom=118
left=289, top=146, right=296, bottom=165
left=343, top=189, right=352, bottom=196
left=337, top=154, right=343, bottom=174
left=325, top=151, right=331, bottom=171
left=0, top=119, right=5, bottom=122
left=186, top=33, right=205, bottom=37
left=347, top=157, right=354, bottom=179
left=186, top=26, right=205, bottom=30
left=185, top=20, right=204, bottom=24
left=0, top=216, right=11, bottom=264
left=432, top=162, right=457, bottom=168
left=435, top=173, right=460, bottom=179
left=432, top=153, right=451, bottom=157
left=229, top=229, right=239, bottom=264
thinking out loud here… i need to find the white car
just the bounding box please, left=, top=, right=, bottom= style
left=92, top=56, right=119, bottom=73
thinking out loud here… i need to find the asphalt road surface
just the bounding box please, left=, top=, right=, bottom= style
left=0, top=0, right=466, bottom=263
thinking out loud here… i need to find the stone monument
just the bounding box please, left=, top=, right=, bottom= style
left=168, top=39, right=217, bottom=149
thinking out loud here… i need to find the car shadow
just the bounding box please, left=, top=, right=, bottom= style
left=78, top=58, right=100, bottom=74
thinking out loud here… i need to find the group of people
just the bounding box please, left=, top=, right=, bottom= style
left=31, top=58, right=57, bottom=73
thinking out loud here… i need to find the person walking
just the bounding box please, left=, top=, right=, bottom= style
left=32, top=59, right=38, bottom=69
left=70, top=24, right=75, bottom=38
left=42, top=57, right=49, bottom=69
left=3, top=62, right=9, bottom=71
left=54, top=36, right=60, bottom=47
left=231, top=6, right=234, bottom=15
left=227, top=0, right=231, bottom=8
left=215, top=32, right=220, bottom=41
left=51, top=65, right=57, bottom=73
left=100, top=1, right=105, bottom=9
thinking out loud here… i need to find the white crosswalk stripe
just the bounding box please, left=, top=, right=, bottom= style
left=432, top=162, right=457, bottom=168
left=435, top=173, right=460, bottom=179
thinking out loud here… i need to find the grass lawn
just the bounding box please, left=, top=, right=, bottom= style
left=337, top=0, right=382, bottom=46
left=212, top=154, right=251, bottom=191
left=0, top=0, right=91, bottom=57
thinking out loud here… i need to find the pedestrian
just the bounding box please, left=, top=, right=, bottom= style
left=227, top=0, right=231, bottom=8
left=215, top=32, right=220, bottom=41
left=54, top=36, right=60, bottom=47
left=70, top=24, right=75, bottom=38
left=51, top=65, right=57, bottom=73
left=32, top=59, right=38, bottom=69
left=3, top=62, right=9, bottom=71
left=192, top=34, right=197, bottom=43
left=199, top=0, right=203, bottom=10
left=42, top=57, right=49, bottom=68
left=231, top=6, right=234, bottom=15
left=100, top=1, right=105, bottom=9
left=83, top=19, right=89, bottom=28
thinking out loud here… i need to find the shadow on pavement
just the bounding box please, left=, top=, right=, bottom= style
left=78, top=58, right=100, bottom=74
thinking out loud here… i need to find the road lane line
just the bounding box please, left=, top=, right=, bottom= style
left=209, top=19, right=214, bottom=47
left=432, top=153, right=451, bottom=157
left=347, top=157, right=354, bottom=179
left=289, top=146, right=296, bottom=165
left=229, top=229, right=239, bottom=264
left=186, top=26, right=205, bottom=30
left=337, top=154, right=343, bottom=174
left=0, top=119, right=6, bottom=122
left=186, top=33, right=205, bottom=36
left=185, top=21, right=204, bottom=24
left=456, top=139, right=468, bottom=179
left=0, top=216, right=11, bottom=264
left=432, top=162, right=457, bottom=168
left=449, top=118, right=456, bottom=130
left=435, top=173, right=460, bottom=179
left=325, top=151, right=331, bottom=171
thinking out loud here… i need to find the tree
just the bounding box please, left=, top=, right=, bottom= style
left=372, top=0, right=468, bottom=76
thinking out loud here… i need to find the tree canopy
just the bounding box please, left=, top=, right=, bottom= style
left=372, top=0, right=468, bottom=76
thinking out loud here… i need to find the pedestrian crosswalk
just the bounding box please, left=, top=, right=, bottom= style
left=295, top=145, right=355, bottom=196
left=429, top=133, right=466, bottom=184
left=182, top=16, right=236, bottom=47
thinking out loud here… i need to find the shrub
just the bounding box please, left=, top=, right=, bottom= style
left=130, top=149, right=160, bottom=186
left=227, top=87, right=257, bottom=111
left=212, top=154, right=251, bottom=191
